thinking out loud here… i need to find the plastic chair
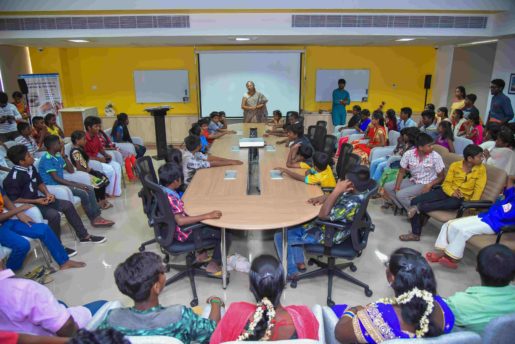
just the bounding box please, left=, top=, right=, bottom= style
left=311, top=304, right=326, bottom=344
left=322, top=306, right=339, bottom=344
left=385, top=332, right=481, bottom=343
left=85, top=300, right=123, bottom=330
left=482, top=312, right=515, bottom=344
left=453, top=136, right=473, bottom=155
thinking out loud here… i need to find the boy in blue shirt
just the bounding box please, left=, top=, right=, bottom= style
left=398, top=107, right=417, bottom=130
left=427, top=186, right=515, bottom=269
left=207, top=112, right=235, bottom=136
left=38, top=135, right=114, bottom=229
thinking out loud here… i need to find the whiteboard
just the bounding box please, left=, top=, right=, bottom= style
left=198, top=51, right=301, bottom=118
left=315, top=69, right=370, bottom=102
left=134, top=70, right=189, bottom=103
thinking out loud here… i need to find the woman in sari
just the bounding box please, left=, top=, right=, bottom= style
left=335, top=248, right=454, bottom=343
left=450, top=86, right=466, bottom=114
left=242, top=81, right=268, bottom=123
left=210, top=255, right=318, bottom=343
left=352, top=111, right=387, bottom=165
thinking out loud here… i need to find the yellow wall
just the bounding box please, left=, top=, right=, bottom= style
left=304, top=46, right=436, bottom=113
left=29, top=45, right=435, bottom=116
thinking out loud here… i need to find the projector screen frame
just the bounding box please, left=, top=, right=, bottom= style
left=196, top=50, right=304, bottom=119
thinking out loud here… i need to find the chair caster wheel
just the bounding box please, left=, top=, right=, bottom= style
left=308, top=259, right=315, bottom=266
left=365, top=288, right=373, bottom=297
left=190, top=299, right=198, bottom=307
left=290, top=280, right=297, bottom=288
left=349, top=264, right=357, bottom=272
left=327, top=299, right=335, bottom=307
left=138, top=246, right=145, bottom=252
left=163, top=256, right=170, bottom=264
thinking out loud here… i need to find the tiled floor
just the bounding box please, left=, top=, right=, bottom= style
left=18, top=155, right=481, bottom=310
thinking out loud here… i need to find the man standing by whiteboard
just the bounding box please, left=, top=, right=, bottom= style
left=331, top=79, right=350, bottom=126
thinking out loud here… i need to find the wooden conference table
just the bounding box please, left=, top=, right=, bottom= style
left=182, top=123, right=323, bottom=287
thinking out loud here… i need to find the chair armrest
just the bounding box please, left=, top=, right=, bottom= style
left=314, top=219, right=347, bottom=230
left=132, top=137, right=144, bottom=146
left=457, top=200, right=493, bottom=218
left=370, top=146, right=395, bottom=163
left=321, top=187, right=334, bottom=193
left=501, top=225, right=515, bottom=234
left=182, top=223, right=208, bottom=248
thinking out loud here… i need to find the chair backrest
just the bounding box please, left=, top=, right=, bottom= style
left=347, top=182, right=379, bottom=252
left=136, top=157, right=158, bottom=222
left=311, top=125, right=328, bottom=152
left=453, top=136, right=473, bottom=155
left=335, top=143, right=353, bottom=180
left=307, top=125, right=317, bottom=141
left=104, top=127, right=113, bottom=137
left=322, top=306, right=339, bottom=344
left=316, top=120, right=327, bottom=128
left=128, top=336, right=184, bottom=344
left=311, top=304, right=326, bottom=344
left=482, top=312, right=515, bottom=344
left=388, top=130, right=400, bottom=146
left=299, top=115, right=305, bottom=126
left=143, top=175, right=177, bottom=249
left=322, top=135, right=338, bottom=157
left=337, top=153, right=360, bottom=180
left=432, top=144, right=449, bottom=157
left=64, top=142, right=73, bottom=157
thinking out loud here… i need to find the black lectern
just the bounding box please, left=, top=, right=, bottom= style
left=145, top=106, right=171, bottom=160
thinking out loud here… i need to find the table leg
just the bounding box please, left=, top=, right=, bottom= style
left=282, top=227, right=287, bottom=284
left=221, top=227, right=227, bottom=289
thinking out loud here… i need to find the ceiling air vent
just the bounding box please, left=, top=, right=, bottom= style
left=292, top=15, right=488, bottom=29
left=0, top=15, right=190, bottom=31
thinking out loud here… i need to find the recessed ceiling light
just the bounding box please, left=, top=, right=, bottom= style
left=68, top=39, right=90, bottom=43
left=396, top=38, right=415, bottom=42
left=235, top=37, right=251, bottom=41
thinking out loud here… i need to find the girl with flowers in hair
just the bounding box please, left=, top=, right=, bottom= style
left=335, top=248, right=455, bottom=343
left=209, top=255, right=319, bottom=343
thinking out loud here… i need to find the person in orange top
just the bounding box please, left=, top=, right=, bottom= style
left=11, top=91, right=29, bottom=121
left=352, top=111, right=387, bottom=165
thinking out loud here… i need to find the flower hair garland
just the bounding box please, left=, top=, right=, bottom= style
left=378, top=287, right=435, bottom=338
left=237, top=297, right=276, bottom=341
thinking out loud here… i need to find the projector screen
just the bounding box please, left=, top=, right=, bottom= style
left=198, top=51, right=302, bottom=118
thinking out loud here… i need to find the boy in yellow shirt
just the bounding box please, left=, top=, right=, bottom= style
left=400, top=144, right=486, bottom=241
left=277, top=151, right=336, bottom=188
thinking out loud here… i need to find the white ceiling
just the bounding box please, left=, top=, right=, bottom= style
left=0, top=35, right=497, bottom=48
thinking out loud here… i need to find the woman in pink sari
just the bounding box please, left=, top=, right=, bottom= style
left=210, top=255, right=318, bottom=343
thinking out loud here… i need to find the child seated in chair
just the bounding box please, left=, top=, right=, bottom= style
left=158, top=163, right=231, bottom=276
left=99, top=251, right=223, bottom=343
left=286, top=143, right=313, bottom=168
left=182, top=135, right=243, bottom=185
left=274, top=165, right=374, bottom=279
left=276, top=151, right=336, bottom=188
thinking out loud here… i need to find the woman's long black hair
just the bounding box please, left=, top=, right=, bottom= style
left=245, top=255, right=285, bottom=340
left=388, top=248, right=442, bottom=338
left=438, top=121, right=454, bottom=141
left=372, top=110, right=385, bottom=127
left=111, top=113, right=132, bottom=143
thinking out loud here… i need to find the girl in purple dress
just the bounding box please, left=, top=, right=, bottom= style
left=435, top=121, right=455, bottom=153
left=335, top=248, right=455, bottom=343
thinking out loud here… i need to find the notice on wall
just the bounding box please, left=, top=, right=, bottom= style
left=19, top=73, right=63, bottom=117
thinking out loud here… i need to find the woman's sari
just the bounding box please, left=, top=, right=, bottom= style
left=352, top=126, right=387, bottom=165
left=243, top=91, right=268, bottom=123
left=352, top=295, right=454, bottom=343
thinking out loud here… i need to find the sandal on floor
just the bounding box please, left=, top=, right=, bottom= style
left=399, top=233, right=420, bottom=242
left=91, top=219, right=115, bottom=228
left=425, top=252, right=442, bottom=263
left=438, top=256, right=458, bottom=269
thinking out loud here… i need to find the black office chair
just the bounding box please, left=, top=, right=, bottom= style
left=135, top=156, right=159, bottom=252
left=307, top=125, right=317, bottom=142
left=311, top=125, right=327, bottom=152
left=496, top=225, right=515, bottom=244
left=322, top=134, right=337, bottom=157
left=143, top=175, right=222, bottom=307
left=299, top=116, right=305, bottom=126
left=316, top=120, right=327, bottom=128
left=291, top=183, right=378, bottom=306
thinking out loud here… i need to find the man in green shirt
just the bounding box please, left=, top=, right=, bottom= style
left=446, top=244, right=515, bottom=334
left=99, top=252, right=224, bottom=344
